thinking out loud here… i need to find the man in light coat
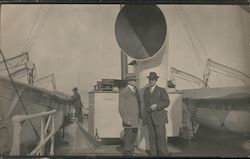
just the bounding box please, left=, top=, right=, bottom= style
left=143, top=72, right=170, bottom=156
left=118, top=73, right=141, bottom=156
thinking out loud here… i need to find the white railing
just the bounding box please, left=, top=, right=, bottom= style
left=10, top=110, right=57, bottom=156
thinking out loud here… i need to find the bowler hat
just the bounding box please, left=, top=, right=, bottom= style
left=147, top=72, right=159, bottom=80
left=126, top=73, right=137, bottom=81
left=72, top=87, right=78, bottom=91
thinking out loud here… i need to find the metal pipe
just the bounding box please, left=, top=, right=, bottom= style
left=50, top=114, right=55, bottom=155
left=119, top=5, right=128, bottom=80
left=115, top=5, right=168, bottom=87
left=115, top=4, right=168, bottom=151
left=121, top=50, right=128, bottom=79
left=9, top=116, right=22, bottom=155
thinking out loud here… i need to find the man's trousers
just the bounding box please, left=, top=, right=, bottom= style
left=147, top=117, right=169, bottom=156
left=123, top=128, right=138, bottom=152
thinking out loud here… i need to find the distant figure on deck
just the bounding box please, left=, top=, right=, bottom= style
left=118, top=73, right=142, bottom=156
left=143, top=72, right=171, bottom=156
left=71, top=87, right=83, bottom=123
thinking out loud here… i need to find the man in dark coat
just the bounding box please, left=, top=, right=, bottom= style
left=118, top=73, right=141, bottom=156
left=71, top=87, right=83, bottom=123
left=143, top=72, right=170, bottom=156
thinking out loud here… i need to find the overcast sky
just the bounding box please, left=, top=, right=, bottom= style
left=1, top=5, right=121, bottom=102
left=1, top=5, right=250, bottom=103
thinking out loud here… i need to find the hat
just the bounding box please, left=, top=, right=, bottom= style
left=126, top=73, right=137, bottom=81
left=72, top=87, right=78, bottom=91
left=147, top=72, right=159, bottom=80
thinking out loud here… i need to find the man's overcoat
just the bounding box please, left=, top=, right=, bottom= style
left=119, top=86, right=140, bottom=128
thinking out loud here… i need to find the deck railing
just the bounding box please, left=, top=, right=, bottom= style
left=10, top=110, right=57, bottom=156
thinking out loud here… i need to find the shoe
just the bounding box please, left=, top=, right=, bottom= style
left=116, top=145, right=124, bottom=153
left=124, top=151, right=132, bottom=156
left=158, top=152, right=172, bottom=157
left=167, top=152, right=172, bottom=156
left=133, top=147, right=147, bottom=156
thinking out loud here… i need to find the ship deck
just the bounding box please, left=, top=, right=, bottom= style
left=53, top=118, right=250, bottom=157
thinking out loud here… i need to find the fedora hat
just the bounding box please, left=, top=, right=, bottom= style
left=147, top=72, right=159, bottom=80
left=126, top=73, right=137, bottom=81
left=72, top=87, right=78, bottom=91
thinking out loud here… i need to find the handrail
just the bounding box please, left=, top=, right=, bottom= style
left=10, top=109, right=57, bottom=156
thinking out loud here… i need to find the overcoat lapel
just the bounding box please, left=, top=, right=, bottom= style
left=126, top=86, right=136, bottom=96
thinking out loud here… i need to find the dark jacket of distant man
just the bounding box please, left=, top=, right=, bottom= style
left=72, top=87, right=83, bottom=123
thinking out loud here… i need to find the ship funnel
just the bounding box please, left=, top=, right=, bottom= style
left=115, top=5, right=169, bottom=150
left=115, top=5, right=167, bottom=60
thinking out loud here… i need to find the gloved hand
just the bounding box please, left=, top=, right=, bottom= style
left=123, top=120, right=132, bottom=127
left=150, top=104, right=157, bottom=111
left=126, top=120, right=132, bottom=126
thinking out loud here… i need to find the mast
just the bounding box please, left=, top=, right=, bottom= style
left=0, top=4, right=1, bottom=50
left=77, top=70, right=81, bottom=90
left=119, top=4, right=128, bottom=80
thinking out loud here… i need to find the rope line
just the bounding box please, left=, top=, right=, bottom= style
left=180, top=6, right=224, bottom=87
left=27, top=6, right=54, bottom=52
left=22, top=6, right=42, bottom=53
left=175, top=6, right=204, bottom=75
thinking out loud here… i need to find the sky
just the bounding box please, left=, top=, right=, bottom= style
left=1, top=5, right=121, bottom=104
left=163, top=5, right=250, bottom=89
left=1, top=5, right=250, bottom=104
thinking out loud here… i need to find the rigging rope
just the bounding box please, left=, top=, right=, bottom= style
left=26, top=6, right=54, bottom=52
left=180, top=6, right=225, bottom=87
left=180, top=6, right=209, bottom=59
left=22, top=6, right=42, bottom=53
left=24, top=6, right=50, bottom=52
left=175, top=6, right=204, bottom=76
